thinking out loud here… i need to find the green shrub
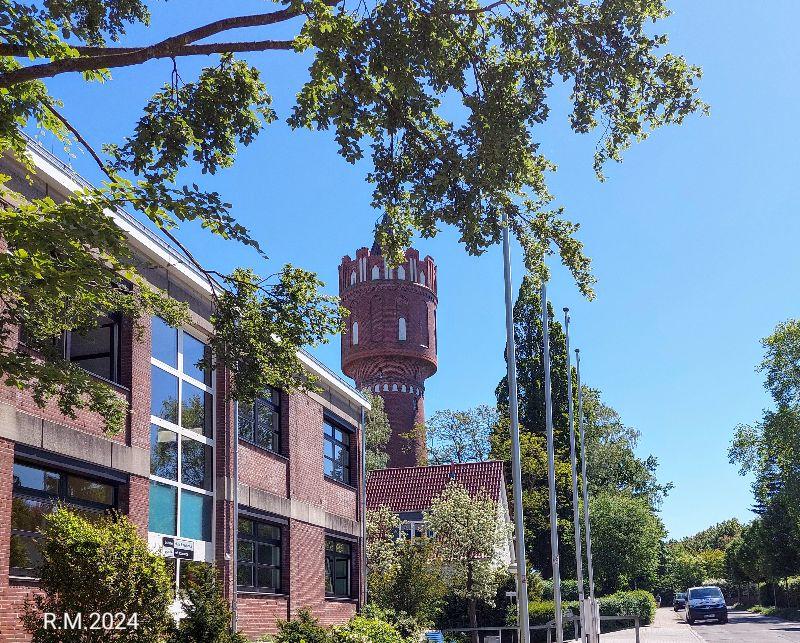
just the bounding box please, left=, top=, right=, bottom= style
left=275, top=609, right=328, bottom=643
left=599, top=590, right=657, bottom=626
left=21, top=507, right=174, bottom=643
left=171, top=563, right=248, bottom=643
left=526, top=600, right=581, bottom=643
left=331, top=615, right=406, bottom=643
left=362, top=605, right=422, bottom=641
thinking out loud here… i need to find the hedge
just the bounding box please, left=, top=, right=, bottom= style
left=521, top=590, right=656, bottom=642
left=598, top=590, right=657, bottom=626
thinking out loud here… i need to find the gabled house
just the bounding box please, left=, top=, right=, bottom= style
left=366, top=460, right=515, bottom=567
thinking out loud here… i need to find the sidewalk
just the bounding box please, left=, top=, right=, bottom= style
left=599, top=608, right=701, bottom=642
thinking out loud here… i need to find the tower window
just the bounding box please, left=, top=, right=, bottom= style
left=350, top=271, right=356, bottom=285
left=351, top=321, right=359, bottom=346
left=397, top=265, right=406, bottom=280
left=398, top=317, right=407, bottom=341
left=371, top=265, right=380, bottom=280
left=420, top=271, right=426, bottom=286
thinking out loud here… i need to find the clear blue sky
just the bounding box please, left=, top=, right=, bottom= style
left=36, top=1, right=800, bottom=539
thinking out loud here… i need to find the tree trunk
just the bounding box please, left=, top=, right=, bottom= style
left=773, top=579, right=778, bottom=608
left=469, top=598, right=479, bottom=643
left=467, top=564, right=478, bottom=643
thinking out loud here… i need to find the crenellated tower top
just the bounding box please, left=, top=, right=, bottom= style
left=338, top=246, right=438, bottom=468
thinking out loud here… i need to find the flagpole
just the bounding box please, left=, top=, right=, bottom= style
left=502, top=214, right=531, bottom=643
left=542, top=281, right=563, bottom=643
left=564, top=309, right=585, bottom=641
left=576, top=349, right=596, bottom=601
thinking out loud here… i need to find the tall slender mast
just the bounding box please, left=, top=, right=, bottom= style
left=576, top=349, right=596, bottom=601
left=502, top=215, right=531, bottom=643
left=565, top=309, right=585, bottom=640
left=542, top=282, right=563, bottom=642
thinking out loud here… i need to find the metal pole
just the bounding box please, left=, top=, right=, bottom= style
left=360, top=406, right=368, bottom=608
left=564, top=310, right=585, bottom=642
left=232, top=401, right=240, bottom=633
left=502, top=215, right=531, bottom=643
left=576, top=350, right=596, bottom=601
left=542, top=281, right=563, bottom=643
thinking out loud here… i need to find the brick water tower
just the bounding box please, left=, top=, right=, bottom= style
left=339, top=243, right=438, bottom=468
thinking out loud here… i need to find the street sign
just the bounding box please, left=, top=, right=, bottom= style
left=162, top=536, right=195, bottom=560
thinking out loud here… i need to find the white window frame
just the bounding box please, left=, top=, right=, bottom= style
left=149, top=324, right=216, bottom=567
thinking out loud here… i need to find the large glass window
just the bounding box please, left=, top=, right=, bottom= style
left=238, top=388, right=281, bottom=454
left=237, top=517, right=282, bottom=593
left=152, top=317, right=178, bottom=368
left=10, top=461, right=116, bottom=578
left=323, top=419, right=351, bottom=484
left=183, top=332, right=211, bottom=386
left=180, top=491, right=212, bottom=541
left=149, top=318, right=214, bottom=545
left=325, top=537, right=352, bottom=598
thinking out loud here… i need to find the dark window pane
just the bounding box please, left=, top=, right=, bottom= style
left=238, top=406, right=254, bottom=442
left=238, top=518, right=253, bottom=536
left=257, top=566, right=280, bottom=590
left=181, top=437, right=212, bottom=490
left=150, top=425, right=178, bottom=480
left=181, top=382, right=211, bottom=437
left=11, top=497, right=50, bottom=532
left=325, top=557, right=333, bottom=592
left=257, top=523, right=280, bottom=541
left=67, top=476, right=114, bottom=506
left=334, top=576, right=349, bottom=597
left=258, top=543, right=281, bottom=567
left=148, top=481, right=177, bottom=535
left=238, top=541, right=254, bottom=564
left=180, top=490, right=212, bottom=541
left=69, top=319, right=114, bottom=381
left=9, top=534, right=42, bottom=574
left=336, top=542, right=351, bottom=555
left=151, top=366, right=179, bottom=424
left=12, top=463, right=60, bottom=495
left=152, top=317, right=177, bottom=367
left=237, top=564, right=253, bottom=587
left=183, top=333, right=211, bottom=385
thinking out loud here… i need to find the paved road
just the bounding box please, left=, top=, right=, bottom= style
left=688, top=609, right=800, bottom=642
left=600, top=607, right=800, bottom=642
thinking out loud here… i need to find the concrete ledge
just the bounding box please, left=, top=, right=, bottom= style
left=0, top=404, right=149, bottom=477
left=238, top=482, right=361, bottom=537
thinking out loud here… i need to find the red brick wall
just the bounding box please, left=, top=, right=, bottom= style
left=237, top=594, right=288, bottom=639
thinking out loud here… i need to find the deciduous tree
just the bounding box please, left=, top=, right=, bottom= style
left=1, top=0, right=704, bottom=428
left=424, top=481, right=511, bottom=634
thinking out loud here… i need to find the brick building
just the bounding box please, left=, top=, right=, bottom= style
left=339, top=245, right=437, bottom=467
left=0, top=138, right=369, bottom=641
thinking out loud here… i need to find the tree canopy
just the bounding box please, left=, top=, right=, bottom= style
left=1, top=0, right=704, bottom=429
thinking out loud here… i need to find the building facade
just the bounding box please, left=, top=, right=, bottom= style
left=0, top=140, right=368, bottom=641
left=339, top=246, right=437, bottom=468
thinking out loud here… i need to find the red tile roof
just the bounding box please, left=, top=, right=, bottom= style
left=366, top=460, right=507, bottom=512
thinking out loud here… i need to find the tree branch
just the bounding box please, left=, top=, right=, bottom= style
left=0, top=40, right=295, bottom=59
left=0, top=7, right=303, bottom=88
left=44, top=102, right=115, bottom=182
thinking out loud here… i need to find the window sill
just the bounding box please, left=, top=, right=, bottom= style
left=238, top=439, right=288, bottom=462
left=237, top=589, right=287, bottom=598
left=9, top=575, right=40, bottom=585
left=325, top=595, right=357, bottom=603
left=324, top=475, right=357, bottom=491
